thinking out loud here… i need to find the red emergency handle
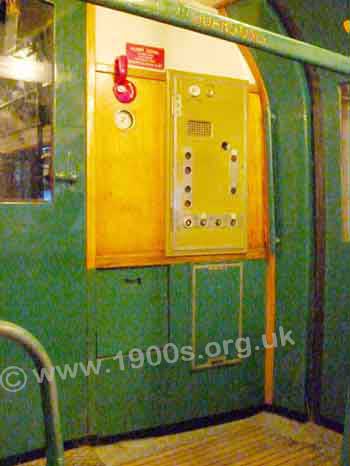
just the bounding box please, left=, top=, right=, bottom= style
left=113, top=55, right=137, bottom=104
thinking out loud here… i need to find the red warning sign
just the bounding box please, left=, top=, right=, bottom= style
left=126, top=43, right=165, bottom=70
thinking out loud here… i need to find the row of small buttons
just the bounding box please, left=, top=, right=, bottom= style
left=183, top=214, right=238, bottom=229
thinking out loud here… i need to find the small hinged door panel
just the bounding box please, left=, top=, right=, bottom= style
left=192, top=263, right=243, bottom=370
left=96, top=267, right=169, bottom=357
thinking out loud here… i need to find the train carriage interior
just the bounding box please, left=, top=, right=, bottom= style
left=0, top=0, right=350, bottom=465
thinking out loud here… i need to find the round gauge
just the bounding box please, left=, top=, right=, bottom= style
left=189, top=85, right=201, bottom=97
left=115, top=110, right=135, bottom=130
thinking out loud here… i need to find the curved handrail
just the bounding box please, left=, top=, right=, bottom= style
left=0, top=321, right=64, bottom=466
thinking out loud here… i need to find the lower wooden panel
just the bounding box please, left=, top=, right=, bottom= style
left=94, top=71, right=166, bottom=260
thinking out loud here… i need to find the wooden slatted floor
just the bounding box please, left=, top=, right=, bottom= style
left=21, top=413, right=341, bottom=466
left=121, top=425, right=338, bottom=466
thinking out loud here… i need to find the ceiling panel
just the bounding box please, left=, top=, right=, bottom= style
left=186, top=0, right=220, bottom=10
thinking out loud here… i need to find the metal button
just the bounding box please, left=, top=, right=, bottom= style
left=222, top=141, right=231, bottom=151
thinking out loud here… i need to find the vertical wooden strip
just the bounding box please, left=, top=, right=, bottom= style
left=340, top=84, right=350, bottom=242
left=86, top=3, right=97, bottom=269
left=247, top=93, right=265, bottom=250
left=308, top=70, right=325, bottom=422
left=265, top=254, right=276, bottom=404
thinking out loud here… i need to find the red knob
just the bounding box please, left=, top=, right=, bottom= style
left=114, top=55, right=128, bottom=85
left=113, top=55, right=137, bottom=103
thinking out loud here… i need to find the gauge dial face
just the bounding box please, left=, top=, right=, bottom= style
left=115, top=110, right=135, bottom=130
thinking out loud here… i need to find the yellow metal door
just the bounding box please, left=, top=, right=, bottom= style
left=166, top=70, right=249, bottom=256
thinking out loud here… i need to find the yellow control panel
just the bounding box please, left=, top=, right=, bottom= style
left=166, top=70, right=248, bottom=256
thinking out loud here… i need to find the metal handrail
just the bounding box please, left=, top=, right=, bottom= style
left=0, top=321, right=64, bottom=466
left=85, top=0, right=350, bottom=75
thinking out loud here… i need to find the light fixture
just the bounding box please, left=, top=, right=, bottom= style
left=344, top=19, right=350, bottom=33
left=0, top=56, right=52, bottom=83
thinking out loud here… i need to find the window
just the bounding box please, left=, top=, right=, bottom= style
left=0, top=0, right=53, bottom=202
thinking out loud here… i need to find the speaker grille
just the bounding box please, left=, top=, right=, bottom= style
left=187, top=120, right=212, bottom=137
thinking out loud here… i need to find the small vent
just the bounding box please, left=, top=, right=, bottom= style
left=187, top=120, right=212, bottom=137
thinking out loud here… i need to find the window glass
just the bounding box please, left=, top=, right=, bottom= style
left=340, top=83, right=350, bottom=241
left=0, top=0, right=53, bottom=202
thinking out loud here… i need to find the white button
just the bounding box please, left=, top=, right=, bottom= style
left=189, top=85, right=201, bottom=97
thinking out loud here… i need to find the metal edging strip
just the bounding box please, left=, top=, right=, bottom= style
left=265, top=107, right=277, bottom=254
